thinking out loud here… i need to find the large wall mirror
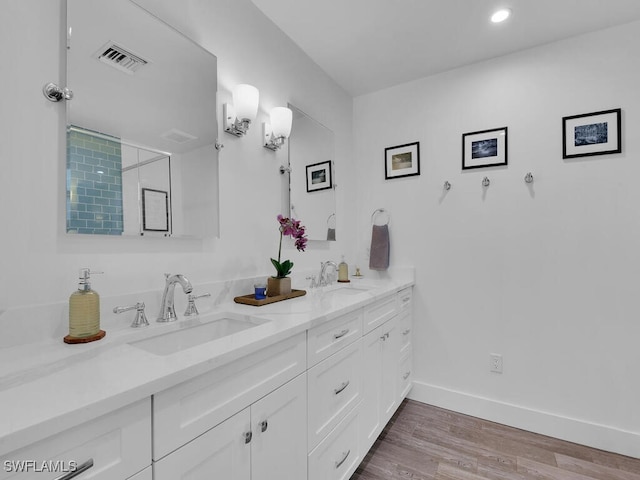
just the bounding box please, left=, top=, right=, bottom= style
left=65, top=0, right=219, bottom=237
left=288, top=105, right=336, bottom=241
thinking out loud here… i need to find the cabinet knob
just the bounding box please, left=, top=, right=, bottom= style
left=259, top=420, right=268, bottom=432
left=244, top=431, right=253, bottom=444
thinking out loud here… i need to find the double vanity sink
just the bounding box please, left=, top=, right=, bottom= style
left=0, top=274, right=414, bottom=480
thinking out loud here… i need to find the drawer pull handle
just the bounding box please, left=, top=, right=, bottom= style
left=334, top=380, right=350, bottom=395
left=335, top=449, right=351, bottom=469
left=260, top=420, right=268, bottom=432
left=54, top=459, right=94, bottom=480
left=402, top=296, right=411, bottom=303
left=402, top=329, right=411, bottom=335
left=403, top=370, right=411, bottom=380
left=333, top=328, right=350, bottom=340
left=244, top=431, right=253, bottom=444
left=380, top=332, right=390, bottom=341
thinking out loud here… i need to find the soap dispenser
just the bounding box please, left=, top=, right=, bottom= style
left=338, top=255, right=350, bottom=283
left=64, top=268, right=106, bottom=344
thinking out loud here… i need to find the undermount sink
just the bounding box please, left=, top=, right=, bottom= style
left=324, top=285, right=372, bottom=296
left=129, top=316, right=263, bottom=356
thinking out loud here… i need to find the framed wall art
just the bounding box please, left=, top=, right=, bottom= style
left=384, top=142, right=420, bottom=179
left=142, top=188, right=170, bottom=233
left=462, top=127, right=508, bottom=170
left=562, top=108, right=621, bottom=159
left=306, top=160, right=333, bottom=192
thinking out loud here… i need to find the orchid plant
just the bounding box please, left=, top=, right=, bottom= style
left=271, top=215, right=308, bottom=278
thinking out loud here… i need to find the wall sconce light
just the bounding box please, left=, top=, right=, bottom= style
left=263, top=107, right=292, bottom=151
left=223, top=84, right=259, bottom=137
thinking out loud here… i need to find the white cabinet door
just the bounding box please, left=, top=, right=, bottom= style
left=153, top=409, right=251, bottom=480
left=251, top=373, right=307, bottom=480
left=380, top=314, right=400, bottom=424
left=359, top=314, right=400, bottom=453
left=359, top=324, right=383, bottom=452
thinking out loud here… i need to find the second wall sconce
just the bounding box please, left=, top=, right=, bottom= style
left=263, top=106, right=292, bottom=151
left=223, top=84, right=259, bottom=137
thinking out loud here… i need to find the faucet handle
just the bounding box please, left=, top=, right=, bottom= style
left=184, top=293, right=211, bottom=316
left=306, top=275, right=318, bottom=289
left=114, top=302, right=149, bottom=328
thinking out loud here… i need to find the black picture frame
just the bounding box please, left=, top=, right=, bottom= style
left=384, top=142, right=420, bottom=179
left=562, top=108, right=621, bottom=159
left=141, top=188, right=169, bottom=233
left=462, top=127, right=508, bottom=170
left=306, top=160, right=333, bottom=192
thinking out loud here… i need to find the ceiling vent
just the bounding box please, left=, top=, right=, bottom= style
left=161, top=129, right=198, bottom=144
left=95, top=42, right=148, bottom=75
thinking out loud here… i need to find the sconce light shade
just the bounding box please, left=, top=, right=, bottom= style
left=232, top=84, right=259, bottom=122
left=224, top=83, right=259, bottom=137
left=263, top=107, right=293, bottom=151
left=270, top=107, right=292, bottom=138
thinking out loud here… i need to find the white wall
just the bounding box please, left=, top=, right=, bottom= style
left=354, top=22, right=640, bottom=457
left=0, top=0, right=354, bottom=310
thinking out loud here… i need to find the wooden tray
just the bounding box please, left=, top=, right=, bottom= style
left=234, top=289, right=306, bottom=306
left=64, top=330, right=106, bottom=344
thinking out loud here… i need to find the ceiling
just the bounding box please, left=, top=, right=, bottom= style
left=250, top=0, right=640, bottom=97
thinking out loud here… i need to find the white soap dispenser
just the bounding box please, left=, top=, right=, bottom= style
left=64, top=268, right=105, bottom=344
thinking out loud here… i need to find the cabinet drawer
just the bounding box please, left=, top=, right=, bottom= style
left=308, top=339, right=362, bottom=451
left=308, top=403, right=361, bottom=480
left=398, top=309, right=412, bottom=356
left=363, top=294, right=397, bottom=334
left=0, top=399, right=151, bottom=480
left=307, top=309, right=362, bottom=367
left=398, top=349, right=413, bottom=401
left=153, top=332, right=306, bottom=460
left=398, top=287, right=413, bottom=313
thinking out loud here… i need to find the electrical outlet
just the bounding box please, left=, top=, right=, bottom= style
left=490, top=353, right=503, bottom=373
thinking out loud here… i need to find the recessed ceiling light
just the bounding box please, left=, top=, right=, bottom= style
left=491, top=8, right=511, bottom=23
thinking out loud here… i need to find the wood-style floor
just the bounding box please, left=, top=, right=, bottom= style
left=351, top=399, right=640, bottom=480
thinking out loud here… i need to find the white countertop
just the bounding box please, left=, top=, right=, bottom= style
left=0, top=276, right=413, bottom=456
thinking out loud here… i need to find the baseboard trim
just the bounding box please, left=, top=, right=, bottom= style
left=408, top=381, right=639, bottom=459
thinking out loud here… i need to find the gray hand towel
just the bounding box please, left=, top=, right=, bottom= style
left=369, top=224, right=390, bottom=270
left=327, top=228, right=336, bottom=241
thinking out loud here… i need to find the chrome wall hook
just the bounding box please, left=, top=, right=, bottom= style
left=279, top=165, right=292, bottom=174
left=443, top=181, right=452, bottom=190
left=525, top=172, right=534, bottom=184
left=482, top=177, right=490, bottom=187
left=42, top=83, right=73, bottom=102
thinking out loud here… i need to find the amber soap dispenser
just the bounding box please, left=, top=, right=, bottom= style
left=64, top=268, right=106, bottom=344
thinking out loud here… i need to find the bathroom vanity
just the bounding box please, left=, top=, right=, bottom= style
left=0, top=276, right=413, bottom=479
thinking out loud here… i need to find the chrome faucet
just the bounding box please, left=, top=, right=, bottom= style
left=318, top=261, right=338, bottom=287
left=157, top=273, right=193, bottom=322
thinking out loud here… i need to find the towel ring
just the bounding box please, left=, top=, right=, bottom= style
left=371, top=208, right=390, bottom=226
left=327, top=213, right=336, bottom=227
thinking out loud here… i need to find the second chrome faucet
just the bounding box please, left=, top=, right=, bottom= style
left=158, top=273, right=193, bottom=322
